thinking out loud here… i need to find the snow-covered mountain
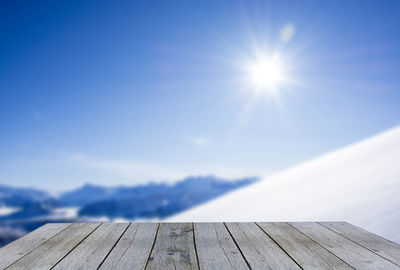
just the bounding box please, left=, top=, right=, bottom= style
left=0, top=176, right=257, bottom=246
left=169, top=126, right=400, bottom=243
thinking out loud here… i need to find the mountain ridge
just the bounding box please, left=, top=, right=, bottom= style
left=0, top=175, right=258, bottom=246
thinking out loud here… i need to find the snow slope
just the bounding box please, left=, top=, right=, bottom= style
left=168, top=126, right=400, bottom=243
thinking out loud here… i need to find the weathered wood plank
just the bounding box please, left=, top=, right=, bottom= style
left=6, top=223, right=100, bottom=270
left=320, top=222, right=400, bottom=266
left=0, top=223, right=71, bottom=270
left=225, top=222, right=301, bottom=269
left=146, top=223, right=198, bottom=270
left=194, top=223, right=249, bottom=270
left=52, top=223, right=128, bottom=270
left=257, top=222, right=353, bottom=270
left=99, top=223, right=159, bottom=270
left=290, top=222, right=400, bottom=270
left=2, top=222, right=399, bottom=270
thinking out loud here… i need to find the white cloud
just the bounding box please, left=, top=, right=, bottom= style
left=0, top=206, right=20, bottom=216
left=280, top=23, right=295, bottom=42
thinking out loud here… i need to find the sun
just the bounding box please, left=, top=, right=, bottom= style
left=245, top=53, right=288, bottom=95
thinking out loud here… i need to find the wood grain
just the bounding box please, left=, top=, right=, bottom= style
left=0, top=223, right=71, bottom=270
left=225, top=222, right=301, bottom=269
left=146, top=223, right=198, bottom=270
left=99, top=223, right=158, bottom=270
left=320, top=222, right=400, bottom=266
left=257, top=222, right=353, bottom=270
left=290, top=222, right=400, bottom=270
left=6, top=223, right=100, bottom=270
left=194, top=223, right=249, bottom=270
left=52, top=223, right=129, bottom=270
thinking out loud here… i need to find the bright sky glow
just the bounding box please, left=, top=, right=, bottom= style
left=245, top=53, right=288, bottom=95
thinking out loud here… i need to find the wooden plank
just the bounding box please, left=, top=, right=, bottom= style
left=225, top=222, right=301, bottom=269
left=194, top=223, right=249, bottom=270
left=257, top=222, right=353, bottom=270
left=320, top=222, right=400, bottom=266
left=290, top=222, right=400, bottom=270
left=0, top=223, right=71, bottom=270
left=52, top=223, right=129, bottom=270
left=99, top=223, right=159, bottom=270
left=6, top=223, right=100, bottom=270
left=146, top=223, right=198, bottom=270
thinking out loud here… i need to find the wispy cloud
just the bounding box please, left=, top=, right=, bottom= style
left=64, top=153, right=270, bottom=184
left=1, top=152, right=271, bottom=191
left=186, top=135, right=210, bottom=147
left=280, top=23, right=295, bottom=43
left=67, top=153, right=186, bottom=183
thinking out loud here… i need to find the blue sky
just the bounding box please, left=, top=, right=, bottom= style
left=1, top=0, right=400, bottom=191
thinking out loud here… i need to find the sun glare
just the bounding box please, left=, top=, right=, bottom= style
left=246, top=53, right=287, bottom=94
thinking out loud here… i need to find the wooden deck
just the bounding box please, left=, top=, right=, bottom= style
left=1, top=222, right=400, bottom=269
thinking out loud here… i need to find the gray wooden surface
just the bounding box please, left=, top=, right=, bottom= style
left=146, top=223, right=198, bottom=270
left=7, top=223, right=100, bottom=270
left=290, top=222, right=400, bottom=270
left=1, top=222, right=399, bottom=270
left=52, top=223, right=129, bottom=270
left=257, top=222, right=353, bottom=270
left=99, top=223, right=158, bottom=270
left=225, top=222, right=301, bottom=269
left=194, top=223, right=248, bottom=270
left=0, top=223, right=71, bottom=270
left=319, top=222, right=400, bottom=267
